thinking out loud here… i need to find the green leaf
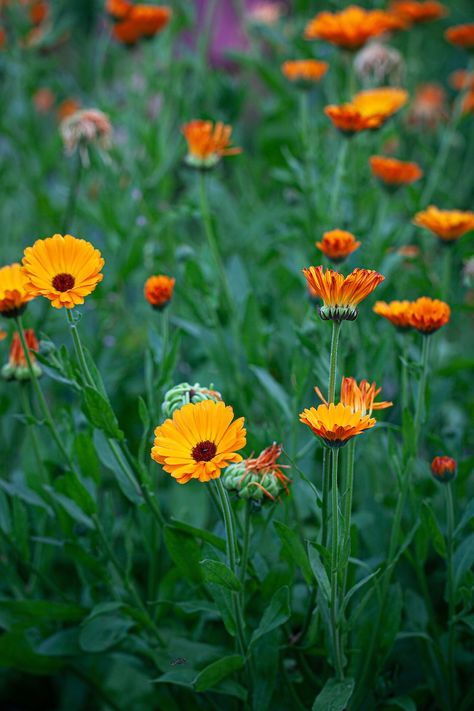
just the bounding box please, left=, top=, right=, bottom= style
left=0, top=631, right=61, bottom=674
left=385, top=695, right=417, bottom=711
left=454, top=499, right=474, bottom=537
left=93, top=430, right=143, bottom=505
left=308, top=542, right=331, bottom=602
left=312, top=677, right=355, bottom=711
left=74, top=431, right=100, bottom=483
left=0, top=489, right=11, bottom=533
left=193, top=655, right=244, bottom=692
left=454, top=533, right=474, bottom=591
left=402, top=409, right=416, bottom=462
left=200, top=559, right=242, bottom=592
left=249, top=365, right=292, bottom=421
left=421, top=501, right=446, bottom=558
left=169, top=518, right=226, bottom=552
left=250, top=586, right=290, bottom=646
left=342, top=569, right=380, bottom=616
left=79, top=614, right=134, bottom=652
left=207, top=584, right=236, bottom=636
left=163, top=525, right=203, bottom=584
left=0, top=600, right=84, bottom=631
left=252, top=629, right=280, bottom=711
left=44, top=487, right=94, bottom=530
left=82, top=386, right=124, bottom=440
left=36, top=628, right=81, bottom=657
left=54, top=473, right=96, bottom=516
left=274, top=520, right=312, bottom=585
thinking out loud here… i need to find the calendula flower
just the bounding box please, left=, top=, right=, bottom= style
left=325, top=104, right=385, bottom=134
left=0, top=263, right=35, bottom=318
left=407, top=83, right=447, bottom=129
left=22, top=234, right=104, bottom=309
left=370, top=156, right=423, bottom=186
left=390, top=1, right=447, bottom=25
left=303, top=265, right=384, bottom=322
left=413, top=206, right=474, bottom=242
left=281, top=59, right=329, bottom=86
left=161, top=382, right=222, bottom=419
left=300, top=402, right=376, bottom=448
left=445, top=24, right=474, bottom=50
left=182, top=120, right=242, bottom=169
left=316, top=377, right=392, bottom=414
left=304, top=6, right=404, bottom=50
left=2, top=329, right=41, bottom=381
left=222, top=443, right=291, bottom=503
left=111, top=4, right=171, bottom=44
left=354, top=41, right=403, bottom=85
left=461, top=90, right=474, bottom=114
left=449, top=69, right=474, bottom=91
left=144, top=274, right=175, bottom=310
left=30, top=0, right=49, bottom=25
left=60, top=108, right=112, bottom=158
left=316, top=230, right=361, bottom=262
left=408, top=297, right=450, bottom=333
left=151, top=400, right=246, bottom=485
left=106, top=0, right=132, bottom=20
left=373, top=300, right=414, bottom=329
left=352, top=87, right=408, bottom=116
left=431, top=456, right=456, bottom=482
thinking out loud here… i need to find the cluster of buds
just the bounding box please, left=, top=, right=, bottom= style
left=2, top=329, right=41, bottom=382
left=161, top=382, right=222, bottom=419
left=60, top=109, right=112, bottom=164
left=222, top=443, right=291, bottom=505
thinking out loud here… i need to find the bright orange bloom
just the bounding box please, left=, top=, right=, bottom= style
left=182, top=120, right=242, bottom=169
left=408, top=297, right=450, bottom=333
left=303, top=266, right=384, bottom=322
left=370, top=156, right=423, bottom=185
left=407, top=83, right=447, bottom=129
left=431, top=456, right=456, bottom=483
left=300, top=402, right=376, bottom=447
left=316, top=377, right=392, bottom=414
left=57, top=98, right=81, bottom=122
left=304, top=6, right=404, bottom=50
left=106, top=0, right=132, bottom=20
left=281, top=59, right=329, bottom=84
left=30, top=0, right=49, bottom=25
left=449, top=69, right=474, bottom=91
left=144, top=275, right=175, bottom=310
left=0, top=263, right=35, bottom=318
left=445, top=24, right=474, bottom=50
left=316, top=230, right=361, bottom=262
left=2, top=329, right=41, bottom=381
left=324, top=104, right=385, bottom=134
left=352, top=87, right=408, bottom=117
left=0, top=27, right=6, bottom=51
left=373, top=300, right=414, bottom=328
left=390, top=1, right=447, bottom=25
left=111, top=4, right=171, bottom=44
left=462, top=90, right=474, bottom=114
left=151, top=400, right=246, bottom=484
left=413, top=206, right=474, bottom=241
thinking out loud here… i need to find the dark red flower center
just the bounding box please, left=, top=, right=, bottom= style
left=52, top=272, right=75, bottom=292
left=192, top=439, right=217, bottom=462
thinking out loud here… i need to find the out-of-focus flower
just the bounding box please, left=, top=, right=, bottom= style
left=110, top=4, right=172, bottom=45
left=182, top=120, right=242, bottom=169
left=463, top=257, right=474, bottom=288
left=57, top=98, right=81, bottom=122
left=407, top=83, right=447, bottom=129
left=300, top=401, right=376, bottom=447
left=32, top=87, right=55, bottom=113
left=0, top=330, right=6, bottom=341
left=316, top=230, right=361, bottom=262
left=445, top=24, right=474, bottom=50
left=151, top=400, right=246, bottom=484
left=22, top=234, right=104, bottom=309
left=325, top=103, right=385, bottom=134
left=326, top=87, right=408, bottom=135
left=370, top=155, right=423, bottom=186
left=222, top=443, right=291, bottom=503
left=161, top=382, right=222, bottom=419
left=413, top=206, right=474, bottom=242
left=461, top=90, right=474, bottom=114
left=281, top=59, right=329, bottom=87
left=304, top=6, right=405, bottom=50
left=106, top=0, right=132, bottom=20
left=247, top=1, right=283, bottom=26
left=30, top=0, right=49, bottom=25
left=354, top=41, right=404, bottom=85
left=397, top=245, right=420, bottom=259
left=303, top=265, right=384, bottom=322
left=316, top=377, right=392, bottom=415
left=60, top=109, right=112, bottom=159
left=431, top=455, right=456, bottom=482
left=2, top=329, right=41, bottom=381
left=144, top=274, right=175, bottom=310
left=449, top=69, right=474, bottom=91
left=408, top=297, right=450, bottom=333
left=390, top=1, right=447, bottom=25
left=0, top=26, right=6, bottom=50
left=373, top=300, right=414, bottom=329
left=0, top=263, right=35, bottom=319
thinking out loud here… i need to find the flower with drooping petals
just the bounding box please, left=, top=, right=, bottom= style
left=22, top=234, right=104, bottom=309
left=316, top=377, right=392, bottom=415
left=2, top=329, right=42, bottom=381
left=413, top=206, right=474, bottom=242
left=370, top=156, right=423, bottom=186
left=281, top=59, right=329, bottom=86
left=431, top=456, right=456, bottom=483
left=373, top=300, right=414, bottom=329
left=182, top=120, right=242, bottom=169
left=304, top=6, right=404, bottom=50
left=408, top=297, right=450, bottom=334
left=316, top=230, right=361, bottom=262
left=445, top=24, right=474, bottom=50
left=303, top=266, right=384, bottom=322
left=0, top=263, right=35, bottom=318
left=151, top=400, right=246, bottom=484
left=390, top=1, right=447, bottom=25
left=60, top=108, right=112, bottom=156
left=144, top=274, right=175, bottom=310
left=222, top=443, right=291, bottom=503
left=407, top=83, right=447, bottom=129
left=299, top=402, right=376, bottom=448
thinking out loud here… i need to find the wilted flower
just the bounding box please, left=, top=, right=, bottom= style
left=144, top=275, right=175, bottom=310
left=60, top=109, right=112, bottom=161
left=354, top=41, right=403, bottom=85
left=281, top=60, right=329, bottom=87
left=300, top=402, right=376, bottom=448
left=370, top=155, right=423, bottom=186
left=182, top=120, right=242, bottom=169
left=161, top=382, right=222, bottom=420
left=390, top=1, right=447, bottom=25
left=407, top=83, right=447, bottom=129
left=431, top=456, right=456, bottom=483
left=151, top=400, right=246, bottom=484
left=303, top=265, right=384, bottom=322
left=0, top=263, right=35, bottom=319
left=413, top=206, right=474, bottom=242
left=373, top=300, right=414, bottom=329
left=2, top=329, right=41, bottom=381
left=304, top=6, right=404, bottom=50
left=222, top=443, right=291, bottom=503
left=445, top=24, right=474, bottom=50
left=408, top=297, right=450, bottom=334
left=316, top=230, right=361, bottom=262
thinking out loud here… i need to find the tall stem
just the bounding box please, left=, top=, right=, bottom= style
left=441, top=245, right=453, bottom=302
left=328, top=321, right=342, bottom=403
left=330, top=141, right=348, bottom=221
left=414, top=335, right=431, bottom=444
left=322, top=321, right=342, bottom=548
left=240, top=502, right=251, bottom=586
left=330, top=447, right=344, bottom=679
left=445, top=483, right=456, bottom=708
left=66, top=309, right=95, bottom=388
left=342, top=438, right=355, bottom=596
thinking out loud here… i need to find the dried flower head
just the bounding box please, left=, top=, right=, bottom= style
left=182, top=120, right=242, bottom=169
left=305, top=6, right=404, bottom=50
left=161, top=382, right=222, bottom=420
left=431, top=456, right=456, bottom=483
left=303, top=265, right=384, bottom=322
left=222, top=443, right=291, bottom=503
left=370, top=155, right=423, bottom=186
left=413, top=206, right=474, bottom=242
left=354, top=41, right=403, bottom=85
left=373, top=300, right=414, bottom=329
left=2, top=329, right=42, bottom=381
left=316, top=230, right=361, bottom=262
left=0, top=263, right=35, bottom=319
left=144, top=274, right=175, bottom=310
left=281, top=59, right=329, bottom=86
left=60, top=109, right=112, bottom=160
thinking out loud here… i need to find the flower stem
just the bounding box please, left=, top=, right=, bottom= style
left=328, top=320, right=342, bottom=403
left=330, top=140, right=348, bottom=220
left=414, top=335, right=431, bottom=444
left=240, top=501, right=251, bottom=586
left=342, top=438, right=355, bottom=596
left=66, top=309, right=96, bottom=388
left=62, top=150, right=83, bottom=234
left=330, top=447, right=344, bottom=679
left=445, top=483, right=456, bottom=708
left=441, top=245, right=453, bottom=302
left=19, top=383, right=47, bottom=481
left=322, top=320, right=342, bottom=548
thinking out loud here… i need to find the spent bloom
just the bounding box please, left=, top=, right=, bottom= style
left=161, top=382, right=222, bottom=420
left=370, top=156, right=423, bottom=186
left=60, top=109, right=112, bottom=161
left=151, top=400, right=246, bottom=485
left=303, top=265, right=384, bottom=322
left=445, top=24, right=474, bottom=50
left=2, top=329, right=41, bottom=381
left=316, top=230, right=361, bottom=262
left=222, top=443, right=291, bottom=503
left=413, top=206, right=474, bottom=242
left=390, top=1, right=447, bottom=25
left=431, top=456, right=457, bottom=483
left=182, top=120, right=242, bottom=169
left=281, top=59, right=329, bottom=86
left=0, top=263, right=35, bottom=319
left=144, top=275, right=175, bottom=310
left=354, top=41, right=404, bottom=85
left=304, top=6, right=404, bottom=50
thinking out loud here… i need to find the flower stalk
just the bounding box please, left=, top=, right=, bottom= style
left=445, top=482, right=456, bottom=707
left=330, top=447, right=344, bottom=679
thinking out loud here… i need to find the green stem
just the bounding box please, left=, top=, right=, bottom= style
left=342, top=438, right=355, bottom=597
left=62, top=150, right=83, bottom=234
left=441, top=245, right=453, bottom=302
left=401, top=338, right=409, bottom=414
left=414, top=335, right=431, bottom=445
left=328, top=321, right=342, bottom=403
left=19, top=383, right=46, bottom=480
left=446, top=483, right=456, bottom=707
left=66, top=309, right=95, bottom=388
left=240, top=502, right=251, bottom=586
left=330, top=140, right=348, bottom=220
left=322, top=321, right=342, bottom=548
left=330, top=447, right=344, bottom=679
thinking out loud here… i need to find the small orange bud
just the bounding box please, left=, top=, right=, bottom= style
left=144, top=275, right=175, bottom=310
left=431, top=456, right=456, bottom=483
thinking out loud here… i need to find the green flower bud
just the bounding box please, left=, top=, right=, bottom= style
left=161, top=382, right=222, bottom=419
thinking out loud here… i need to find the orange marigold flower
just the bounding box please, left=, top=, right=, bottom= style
left=22, top=234, right=104, bottom=309
left=144, top=274, right=175, bottom=310
left=281, top=59, right=329, bottom=85
left=303, top=265, right=384, bottom=322
left=373, top=300, right=414, bottom=329
left=32, top=87, right=55, bottom=113
left=151, top=400, right=246, bottom=485
left=324, top=104, right=385, bottom=134
left=449, top=69, right=474, bottom=91
left=431, top=455, right=456, bottom=483
left=352, top=87, right=408, bottom=116
left=316, top=377, right=392, bottom=415
left=304, top=5, right=404, bottom=50
left=2, top=329, right=41, bottom=381
left=390, top=1, right=447, bottom=25
left=182, top=120, right=242, bottom=169
left=0, top=263, right=35, bottom=318
left=112, top=20, right=142, bottom=44
left=128, top=5, right=171, bottom=36
left=413, top=206, right=474, bottom=242
left=445, top=24, right=474, bottom=50
left=30, top=0, right=49, bottom=25
left=300, top=402, right=376, bottom=448
left=316, top=230, right=361, bottom=262
left=370, top=155, right=423, bottom=185
left=461, top=90, right=474, bottom=115
left=106, top=0, right=132, bottom=20
left=408, top=297, right=450, bottom=334
left=407, top=83, right=447, bottom=129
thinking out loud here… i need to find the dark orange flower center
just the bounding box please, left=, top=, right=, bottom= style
left=52, top=273, right=75, bottom=292
left=192, top=440, right=217, bottom=462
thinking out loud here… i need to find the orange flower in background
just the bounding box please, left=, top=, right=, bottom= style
left=373, top=300, right=413, bottom=328
left=370, top=156, right=423, bottom=185
left=2, top=329, right=42, bottom=381
left=151, top=400, right=246, bottom=485
left=352, top=87, right=408, bottom=117
left=303, top=266, right=384, bottom=322
left=445, top=24, right=474, bottom=50
left=144, top=275, right=175, bottom=310
left=110, top=4, right=171, bottom=44
left=106, top=0, right=132, bottom=20
left=316, top=377, right=392, bottom=415
left=300, top=402, right=376, bottom=447
left=32, top=87, right=55, bottom=114
left=30, top=0, right=49, bottom=25
left=390, top=1, right=447, bottom=25
left=182, top=120, right=242, bottom=169
left=316, top=230, right=361, bottom=262
left=304, top=6, right=404, bottom=50
left=281, top=59, right=329, bottom=84
left=324, top=104, right=385, bottom=134
left=408, top=297, right=450, bottom=333
left=407, top=83, right=447, bottom=129
left=22, top=234, right=104, bottom=309
left=57, top=98, right=81, bottom=122
left=413, top=206, right=474, bottom=241
left=449, top=69, right=474, bottom=91
left=431, top=456, right=456, bottom=483
left=0, top=263, right=35, bottom=318
left=397, top=245, right=420, bottom=259
left=462, top=91, right=474, bottom=114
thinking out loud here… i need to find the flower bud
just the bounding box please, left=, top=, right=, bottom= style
left=161, top=382, right=222, bottom=419
left=431, top=456, right=457, bottom=483
left=222, top=443, right=291, bottom=505
left=2, top=330, right=42, bottom=382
